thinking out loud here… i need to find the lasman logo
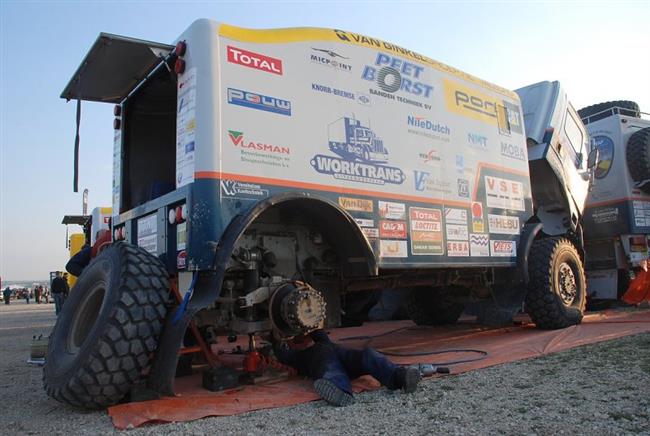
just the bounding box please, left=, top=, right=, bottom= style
left=228, top=130, right=290, bottom=155
left=227, top=46, right=283, bottom=75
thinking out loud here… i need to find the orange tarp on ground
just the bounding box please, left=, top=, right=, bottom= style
left=108, top=309, right=650, bottom=429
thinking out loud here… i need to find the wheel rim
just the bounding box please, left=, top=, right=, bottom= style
left=558, top=262, right=577, bottom=305
left=67, top=281, right=106, bottom=353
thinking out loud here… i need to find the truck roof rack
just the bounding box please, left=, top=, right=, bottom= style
left=61, top=33, right=173, bottom=103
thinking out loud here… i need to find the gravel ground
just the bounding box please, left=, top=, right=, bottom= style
left=1, top=300, right=649, bottom=435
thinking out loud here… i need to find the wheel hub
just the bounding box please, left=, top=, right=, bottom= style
left=558, top=262, right=577, bottom=305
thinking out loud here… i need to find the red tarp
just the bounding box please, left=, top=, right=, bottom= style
left=109, top=309, right=650, bottom=429
left=622, top=270, right=650, bottom=304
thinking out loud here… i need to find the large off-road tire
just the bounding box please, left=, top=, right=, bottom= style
left=43, top=242, right=169, bottom=409
left=525, top=237, right=586, bottom=329
left=578, top=100, right=640, bottom=122
left=406, top=287, right=465, bottom=326
left=626, top=127, right=650, bottom=193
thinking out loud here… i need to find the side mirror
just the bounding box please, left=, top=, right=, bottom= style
left=587, top=148, right=600, bottom=169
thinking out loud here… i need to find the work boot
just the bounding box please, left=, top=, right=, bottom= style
left=313, top=379, right=355, bottom=407
left=393, top=366, right=421, bottom=393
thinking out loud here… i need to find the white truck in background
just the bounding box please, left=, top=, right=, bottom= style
left=578, top=101, right=650, bottom=301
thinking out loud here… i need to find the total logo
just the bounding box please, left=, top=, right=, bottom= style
left=227, top=88, right=291, bottom=116
left=227, top=130, right=290, bottom=155
left=227, top=46, right=283, bottom=75
left=310, top=47, right=352, bottom=72
left=362, top=53, right=433, bottom=99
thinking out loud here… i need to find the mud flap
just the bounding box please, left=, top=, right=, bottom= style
left=622, top=270, right=650, bottom=304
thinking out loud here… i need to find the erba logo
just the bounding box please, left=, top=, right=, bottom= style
left=227, top=46, right=282, bottom=75
left=362, top=53, right=433, bottom=98
left=443, top=78, right=522, bottom=134
left=310, top=47, right=352, bottom=72
left=228, top=130, right=290, bottom=155
left=227, top=88, right=291, bottom=116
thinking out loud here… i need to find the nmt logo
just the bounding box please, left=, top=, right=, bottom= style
left=468, top=133, right=488, bottom=149
left=227, top=88, right=291, bottom=116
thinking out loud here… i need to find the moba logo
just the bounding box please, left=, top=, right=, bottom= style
left=500, top=142, right=526, bottom=161
left=227, top=46, right=282, bottom=75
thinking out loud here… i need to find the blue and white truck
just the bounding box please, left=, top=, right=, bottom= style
left=45, top=19, right=597, bottom=408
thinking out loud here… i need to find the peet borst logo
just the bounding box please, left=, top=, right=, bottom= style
left=228, top=130, right=290, bottom=155
left=379, top=220, right=407, bottom=239
left=227, top=46, right=282, bottom=75
left=227, top=88, right=291, bottom=116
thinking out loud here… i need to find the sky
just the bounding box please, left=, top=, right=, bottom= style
left=1, top=0, right=649, bottom=281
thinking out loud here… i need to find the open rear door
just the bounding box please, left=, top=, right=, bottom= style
left=61, top=33, right=174, bottom=103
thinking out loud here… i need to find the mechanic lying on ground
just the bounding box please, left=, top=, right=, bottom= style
left=273, top=329, right=420, bottom=406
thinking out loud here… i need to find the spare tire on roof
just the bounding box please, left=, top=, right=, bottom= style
left=626, top=127, right=650, bottom=194
left=578, top=100, right=640, bottom=123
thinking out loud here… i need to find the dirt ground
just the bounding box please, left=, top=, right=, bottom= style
left=1, top=300, right=649, bottom=435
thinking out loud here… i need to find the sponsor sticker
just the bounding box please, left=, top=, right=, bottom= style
left=227, top=46, right=283, bottom=75
left=339, top=197, right=374, bottom=212
left=471, top=201, right=485, bottom=233
left=488, top=214, right=520, bottom=235
left=418, top=148, right=443, bottom=167
left=485, top=176, right=525, bottom=211
left=355, top=218, right=375, bottom=227
left=446, top=224, right=469, bottom=241
left=413, top=170, right=452, bottom=195
left=447, top=241, right=469, bottom=257
left=312, top=83, right=356, bottom=101
left=177, top=250, right=187, bottom=269
left=378, top=201, right=406, bottom=220
left=443, top=78, right=522, bottom=135
left=379, top=220, right=407, bottom=239
left=490, top=239, right=516, bottom=257
left=363, top=228, right=379, bottom=239
left=310, top=47, right=352, bottom=72
left=227, top=88, right=291, bottom=116
left=407, top=115, right=451, bottom=141
left=137, top=214, right=157, bottom=254
left=409, top=207, right=444, bottom=255
left=470, top=234, right=490, bottom=256
left=176, top=221, right=187, bottom=251
left=380, top=240, right=408, bottom=258
left=221, top=180, right=269, bottom=198
left=500, top=141, right=526, bottom=161
left=361, top=52, right=434, bottom=109
left=467, top=132, right=488, bottom=150
left=445, top=208, right=468, bottom=225
left=457, top=178, right=469, bottom=198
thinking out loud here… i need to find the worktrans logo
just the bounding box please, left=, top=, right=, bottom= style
left=227, top=88, right=291, bottom=116
left=311, top=118, right=405, bottom=186
left=361, top=53, right=433, bottom=109
left=443, top=79, right=522, bottom=135
left=227, top=46, right=283, bottom=75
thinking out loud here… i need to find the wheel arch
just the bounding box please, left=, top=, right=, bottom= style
left=216, top=192, right=378, bottom=277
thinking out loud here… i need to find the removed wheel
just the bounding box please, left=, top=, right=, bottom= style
left=406, top=287, right=465, bottom=326
left=626, top=127, right=650, bottom=193
left=578, top=100, right=640, bottom=123
left=525, top=237, right=586, bottom=329
left=43, top=242, right=169, bottom=409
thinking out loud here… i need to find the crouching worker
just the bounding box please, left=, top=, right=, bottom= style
left=273, top=329, right=420, bottom=406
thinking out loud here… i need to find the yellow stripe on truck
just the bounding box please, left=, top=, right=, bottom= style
left=218, top=23, right=519, bottom=100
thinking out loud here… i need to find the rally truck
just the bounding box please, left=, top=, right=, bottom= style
left=577, top=101, right=650, bottom=301
left=45, top=19, right=597, bottom=408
